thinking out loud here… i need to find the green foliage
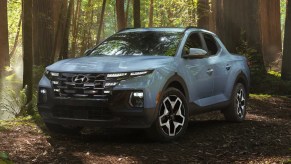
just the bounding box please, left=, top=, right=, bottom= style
left=33, top=65, right=45, bottom=88
left=283, top=159, right=291, bottom=164
left=236, top=31, right=265, bottom=75
left=0, top=151, right=13, bottom=164
left=251, top=71, right=291, bottom=95
left=281, top=0, right=287, bottom=41
left=0, top=87, right=37, bottom=117
left=250, top=94, right=271, bottom=100
left=268, top=70, right=281, bottom=78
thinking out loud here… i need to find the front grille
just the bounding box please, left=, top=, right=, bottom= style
left=51, top=73, right=108, bottom=98
left=52, top=105, right=113, bottom=120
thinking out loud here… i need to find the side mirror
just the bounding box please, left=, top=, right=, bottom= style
left=84, top=49, right=93, bottom=56
left=184, top=48, right=207, bottom=59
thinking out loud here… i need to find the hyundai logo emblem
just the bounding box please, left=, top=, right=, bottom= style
left=72, top=75, right=89, bottom=84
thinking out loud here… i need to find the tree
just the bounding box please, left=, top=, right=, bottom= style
left=197, top=0, right=210, bottom=29
left=22, top=0, right=34, bottom=115
left=80, top=0, right=94, bottom=53
left=71, top=0, right=82, bottom=57
left=96, top=0, right=107, bottom=44
left=32, top=0, right=55, bottom=66
left=215, top=0, right=281, bottom=72
left=149, top=0, right=154, bottom=27
left=60, top=0, right=74, bottom=59
left=116, top=0, right=126, bottom=30
left=282, top=0, right=291, bottom=80
left=0, top=0, right=10, bottom=70
left=53, top=0, right=68, bottom=61
left=133, top=0, right=141, bottom=28
left=259, top=0, right=282, bottom=70
left=9, top=13, right=22, bottom=58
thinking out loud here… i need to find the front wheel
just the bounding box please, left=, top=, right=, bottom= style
left=147, top=88, right=189, bottom=141
left=223, top=83, right=247, bottom=122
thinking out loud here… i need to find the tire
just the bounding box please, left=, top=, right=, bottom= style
left=45, top=122, right=82, bottom=135
left=223, top=83, right=247, bottom=122
left=147, top=88, right=189, bottom=141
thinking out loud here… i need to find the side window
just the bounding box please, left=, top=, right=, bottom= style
left=183, top=33, right=203, bottom=55
left=203, top=34, right=218, bottom=55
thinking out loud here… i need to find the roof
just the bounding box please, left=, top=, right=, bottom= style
left=120, top=28, right=186, bottom=33
left=119, top=26, right=210, bottom=32
left=118, top=27, right=215, bottom=36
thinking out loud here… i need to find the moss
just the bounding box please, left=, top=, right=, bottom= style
left=250, top=94, right=272, bottom=100
left=283, top=159, right=291, bottom=164
left=5, top=73, right=21, bottom=84
left=0, top=116, right=38, bottom=130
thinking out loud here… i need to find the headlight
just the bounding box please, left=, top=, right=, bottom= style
left=106, top=70, right=153, bottom=79
left=107, top=73, right=127, bottom=78
left=104, top=70, right=154, bottom=88
left=44, top=70, right=59, bottom=80
left=44, top=70, right=51, bottom=79
left=130, top=70, right=153, bottom=76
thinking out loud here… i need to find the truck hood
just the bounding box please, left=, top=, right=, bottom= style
left=46, top=56, right=174, bottom=73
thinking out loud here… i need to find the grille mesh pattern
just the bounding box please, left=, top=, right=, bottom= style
left=51, top=73, right=108, bottom=98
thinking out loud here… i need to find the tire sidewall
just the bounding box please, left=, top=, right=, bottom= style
left=231, top=83, right=247, bottom=122
left=153, top=88, right=189, bottom=141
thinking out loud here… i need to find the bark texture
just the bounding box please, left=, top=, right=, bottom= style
left=0, top=0, right=10, bottom=69
left=116, top=0, right=126, bottom=30
left=282, top=0, right=291, bottom=80
left=22, top=0, right=34, bottom=115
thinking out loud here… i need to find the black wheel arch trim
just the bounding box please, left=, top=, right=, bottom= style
left=234, top=71, right=250, bottom=97
left=161, top=73, right=190, bottom=102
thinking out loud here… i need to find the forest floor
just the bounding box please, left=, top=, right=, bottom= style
left=0, top=95, right=291, bottom=164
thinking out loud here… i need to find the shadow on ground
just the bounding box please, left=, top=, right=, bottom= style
left=42, top=118, right=291, bottom=163
left=1, top=96, right=291, bottom=163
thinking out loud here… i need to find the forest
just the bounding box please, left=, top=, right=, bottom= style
left=0, top=0, right=291, bottom=163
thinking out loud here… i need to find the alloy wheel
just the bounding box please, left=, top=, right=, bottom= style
left=236, top=89, right=246, bottom=119
left=159, top=95, right=186, bottom=137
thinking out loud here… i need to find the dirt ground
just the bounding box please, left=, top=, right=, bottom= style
left=0, top=96, right=291, bottom=164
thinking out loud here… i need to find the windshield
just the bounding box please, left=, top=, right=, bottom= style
left=89, top=31, right=183, bottom=57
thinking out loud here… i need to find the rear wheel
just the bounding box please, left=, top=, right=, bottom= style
left=147, top=88, right=189, bottom=141
left=223, top=83, right=247, bottom=122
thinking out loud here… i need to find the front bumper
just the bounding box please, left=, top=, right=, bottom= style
left=38, top=90, right=157, bottom=128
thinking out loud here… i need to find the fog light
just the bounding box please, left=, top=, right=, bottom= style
left=39, top=88, right=48, bottom=103
left=129, top=91, right=144, bottom=108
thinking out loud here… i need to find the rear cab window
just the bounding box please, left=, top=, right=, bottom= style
left=202, top=33, right=219, bottom=56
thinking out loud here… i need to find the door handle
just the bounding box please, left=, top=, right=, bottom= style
left=226, top=64, right=231, bottom=70
left=207, top=68, right=214, bottom=75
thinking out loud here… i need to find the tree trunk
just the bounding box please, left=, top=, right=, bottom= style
left=149, top=0, right=154, bottom=27
left=60, top=0, right=74, bottom=59
left=71, top=0, right=82, bottom=57
left=125, top=0, right=130, bottom=26
left=52, top=0, right=67, bottom=61
left=81, top=0, right=92, bottom=54
left=97, top=0, right=107, bottom=44
left=282, top=0, right=291, bottom=80
left=32, top=0, right=55, bottom=66
left=133, top=0, right=141, bottom=28
left=197, top=0, right=210, bottom=29
left=259, top=0, right=282, bottom=70
left=10, top=13, right=22, bottom=58
left=22, top=0, right=34, bottom=115
left=209, top=0, right=216, bottom=32
left=116, top=0, right=126, bottom=31
left=0, top=0, right=10, bottom=70
left=215, top=0, right=266, bottom=73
